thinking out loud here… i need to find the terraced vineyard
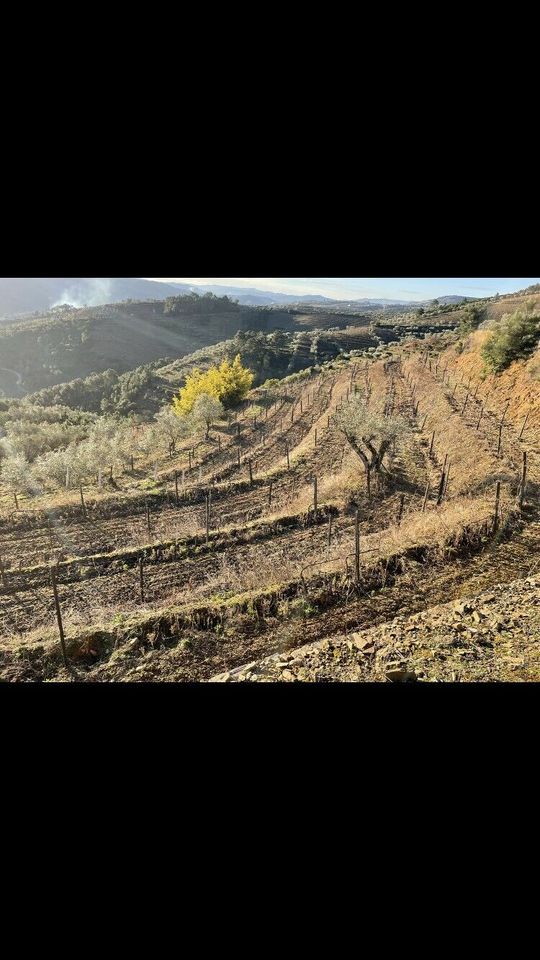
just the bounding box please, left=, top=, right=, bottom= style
left=2, top=326, right=537, bottom=684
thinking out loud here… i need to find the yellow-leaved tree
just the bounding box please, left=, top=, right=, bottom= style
left=173, top=355, right=254, bottom=417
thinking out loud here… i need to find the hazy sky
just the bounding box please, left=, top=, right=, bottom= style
left=148, top=278, right=540, bottom=301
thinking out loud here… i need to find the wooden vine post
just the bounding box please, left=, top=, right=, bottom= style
left=248, top=460, right=254, bottom=486
left=493, top=481, right=501, bottom=533
left=205, top=491, right=211, bottom=546
left=50, top=568, right=68, bottom=668
left=268, top=481, right=273, bottom=509
left=354, top=510, right=361, bottom=585
left=520, top=452, right=527, bottom=512
left=313, top=477, right=318, bottom=521
left=437, top=456, right=447, bottom=506
left=175, top=472, right=179, bottom=506
left=327, top=514, right=332, bottom=547
left=519, top=414, right=529, bottom=441
left=429, top=431, right=436, bottom=457
left=139, top=556, right=145, bottom=602
left=444, top=462, right=451, bottom=498
left=286, top=444, right=290, bottom=471
left=422, top=481, right=430, bottom=514
left=0, top=553, right=8, bottom=589
left=80, top=484, right=88, bottom=520
left=476, top=405, right=484, bottom=431
left=397, top=494, right=405, bottom=526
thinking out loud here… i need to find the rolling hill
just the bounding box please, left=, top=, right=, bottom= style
left=0, top=295, right=385, bottom=399
left=0, top=278, right=195, bottom=318
left=0, top=277, right=477, bottom=319
left=1, top=308, right=539, bottom=682
left=1, top=287, right=540, bottom=682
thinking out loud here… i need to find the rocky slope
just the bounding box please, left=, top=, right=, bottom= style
left=211, top=574, right=540, bottom=682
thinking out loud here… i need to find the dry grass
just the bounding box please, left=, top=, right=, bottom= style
left=373, top=493, right=507, bottom=559
left=438, top=336, right=540, bottom=471
left=404, top=356, right=508, bottom=497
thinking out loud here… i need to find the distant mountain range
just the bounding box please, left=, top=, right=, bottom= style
left=168, top=284, right=472, bottom=308
left=175, top=283, right=337, bottom=306
left=0, top=277, right=474, bottom=319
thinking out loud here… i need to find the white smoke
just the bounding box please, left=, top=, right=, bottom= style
left=52, top=278, right=113, bottom=309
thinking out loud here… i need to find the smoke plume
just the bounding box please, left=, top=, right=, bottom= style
left=52, top=278, right=113, bottom=309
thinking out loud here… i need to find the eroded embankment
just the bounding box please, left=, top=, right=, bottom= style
left=214, top=572, right=540, bottom=683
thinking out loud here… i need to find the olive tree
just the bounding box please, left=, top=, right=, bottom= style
left=0, top=450, right=34, bottom=495
left=190, top=394, right=224, bottom=440
left=93, top=418, right=136, bottom=479
left=336, top=399, right=408, bottom=498
left=154, top=407, right=192, bottom=456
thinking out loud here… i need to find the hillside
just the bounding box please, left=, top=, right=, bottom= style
left=213, top=574, right=540, bottom=682
left=0, top=305, right=462, bottom=413
left=0, top=296, right=303, bottom=397
left=1, top=286, right=540, bottom=683
left=0, top=327, right=383, bottom=418
left=0, top=277, right=478, bottom=319
left=1, top=292, right=429, bottom=401
left=0, top=277, right=198, bottom=319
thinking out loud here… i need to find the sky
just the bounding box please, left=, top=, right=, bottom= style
left=147, top=278, right=540, bottom=301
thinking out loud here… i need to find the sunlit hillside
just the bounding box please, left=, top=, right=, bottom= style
left=1, top=285, right=540, bottom=682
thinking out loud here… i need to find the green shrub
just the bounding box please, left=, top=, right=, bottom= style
left=459, top=305, right=485, bottom=337
left=527, top=351, right=540, bottom=381
left=482, top=310, right=540, bottom=373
